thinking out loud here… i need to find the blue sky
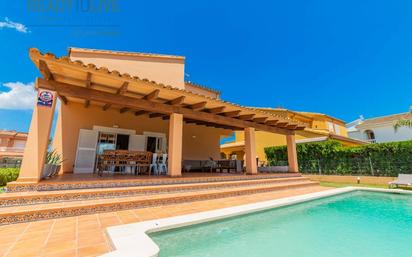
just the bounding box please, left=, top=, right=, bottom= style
left=0, top=0, right=412, bottom=132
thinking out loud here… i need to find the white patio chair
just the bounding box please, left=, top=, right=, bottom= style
left=149, top=153, right=158, bottom=175
left=158, top=154, right=168, bottom=175
left=389, top=174, right=412, bottom=188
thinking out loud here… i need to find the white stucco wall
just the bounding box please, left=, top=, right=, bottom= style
left=353, top=125, right=412, bottom=143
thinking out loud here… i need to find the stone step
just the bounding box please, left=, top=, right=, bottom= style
left=0, top=181, right=319, bottom=225
left=0, top=177, right=310, bottom=207
left=6, top=173, right=302, bottom=192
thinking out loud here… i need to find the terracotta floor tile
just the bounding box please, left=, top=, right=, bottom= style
left=77, top=243, right=111, bottom=257
left=0, top=183, right=329, bottom=257
left=42, top=249, right=76, bottom=257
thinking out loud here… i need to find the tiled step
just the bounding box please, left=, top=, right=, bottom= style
left=0, top=180, right=319, bottom=225
left=6, top=173, right=302, bottom=192
left=0, top=177, right=310, bottom=207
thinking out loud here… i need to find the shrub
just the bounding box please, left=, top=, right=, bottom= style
left=0, top=168, right=20, bottom=186
left=265, top=140, right=412, bottom=176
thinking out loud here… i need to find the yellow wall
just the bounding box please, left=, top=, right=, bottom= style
left=53, top=102, right=230, bottom=173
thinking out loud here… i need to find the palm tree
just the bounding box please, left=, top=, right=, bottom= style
left=394, top=107, right=412, bottom=131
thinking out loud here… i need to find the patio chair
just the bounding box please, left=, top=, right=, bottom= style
left=149, top=153, right=159, bottom=175
left=158, top=154, right=168, bottom=175
left=389, top=174, right=412, bottom=188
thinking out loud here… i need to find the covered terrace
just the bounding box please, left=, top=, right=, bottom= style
left=15, top=48, right=306, bottom=184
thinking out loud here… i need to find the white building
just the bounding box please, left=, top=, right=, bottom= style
left=346, top=113, right=412, bottom=143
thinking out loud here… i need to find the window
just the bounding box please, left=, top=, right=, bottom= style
left=364, top=130, right=376, bottom=143
left=327, top=122, right=334, bottom=132
left=334, top=124, right=341, bottom=135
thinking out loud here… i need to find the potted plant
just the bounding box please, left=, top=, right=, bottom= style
left=42, top=150, right=64, bottom=179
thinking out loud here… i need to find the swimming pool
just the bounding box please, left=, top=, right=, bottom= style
left=149, top=190, right=412, bottom=257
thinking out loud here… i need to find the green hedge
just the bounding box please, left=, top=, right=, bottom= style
left=0, top=168, right=20, bottom=186
left=265, top=140, right=412, bottom=176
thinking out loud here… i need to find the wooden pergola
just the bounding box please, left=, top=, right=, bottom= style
left=17, top=48, right=306, bottom=182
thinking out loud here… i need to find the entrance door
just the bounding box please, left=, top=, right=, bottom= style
left=116, top=134, right=129, bottom=150
left=74, top=129, right=99, bottom=173
left=146, top=136, right=157, bottom=153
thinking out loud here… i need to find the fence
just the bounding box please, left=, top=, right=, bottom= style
left=270, top=159, right=412, bottom=177
left=0, top=158, right=22, bottom=168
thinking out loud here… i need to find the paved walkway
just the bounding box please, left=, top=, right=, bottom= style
left=0, top=186, right=329, bottom=257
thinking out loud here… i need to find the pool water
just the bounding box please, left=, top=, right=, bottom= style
left=150, top=191, right=412, bottom=257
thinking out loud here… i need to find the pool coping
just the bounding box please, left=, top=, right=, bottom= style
left=100, top=187, right=412, bottom=257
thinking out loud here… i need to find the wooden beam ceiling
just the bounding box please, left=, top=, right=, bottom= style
left=37, top=78, right=295, bottom=135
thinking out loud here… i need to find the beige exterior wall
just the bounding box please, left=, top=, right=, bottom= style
left=54, top=102, right=230, bottom=173
left=69, top=50, right=186, bottom=89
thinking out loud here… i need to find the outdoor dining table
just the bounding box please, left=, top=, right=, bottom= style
left=96, top=150, right=152, bottom=176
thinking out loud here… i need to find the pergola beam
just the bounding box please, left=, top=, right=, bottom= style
left=103, top=82, right=129, bottom=111
left=166, top=96, right=185, bottom=106
left=265, top=120, right=278, bottom=126
left=143, top=89, right=160, bottom=100
left=221, top=110, right=241, bottom=117
left=206, top=106, right=226, bottom=114
left=149, top=113, right=167, bottom=119
left=37, top=78, right=293, bottom=135
left=238, top=114, right=255, bottom=120
left=84, top=72, right=91, bottom=108
left=253, top=117, right=267, bottom=123
left=134, top=110, right=148, bottom=116
left=188, top=101, right=207, bottom=110
left=119, top=107, right=129, bottom=113
left=59, top=95, right=68, bottom=105
left=39, top=60, right=54, bottom=80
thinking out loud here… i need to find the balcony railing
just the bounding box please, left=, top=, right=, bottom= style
left=0, top=147, right=25, bottom=153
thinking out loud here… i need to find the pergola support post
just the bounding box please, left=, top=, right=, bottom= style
left=245, top=127, right=258, bottom=175
left=286, top=134, right=299, bottom=173
left=168, top=113, right=183, bottom=177
left=16, top=89, right=57, bottom=182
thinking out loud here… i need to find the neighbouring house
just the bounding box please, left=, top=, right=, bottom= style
left=221, top=108, right=367, bottom=164
left=347, top=112, right=412, bottom=143
left=13, top=47, right=307, bottom=184
left=0, top=130, right=28, bottom=159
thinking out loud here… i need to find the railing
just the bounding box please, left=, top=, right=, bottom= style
left=0, top=147, right=25, bottom=153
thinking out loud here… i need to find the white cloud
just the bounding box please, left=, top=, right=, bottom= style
left=0, top=17, right=29, bottom=33
left=0, top=82, right=36, bottom=110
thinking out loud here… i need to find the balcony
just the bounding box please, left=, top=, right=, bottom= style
left=0, top=147, right=25, bottom=153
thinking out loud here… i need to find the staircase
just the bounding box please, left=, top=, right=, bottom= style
left=0, top=175, right=318, bottom=225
